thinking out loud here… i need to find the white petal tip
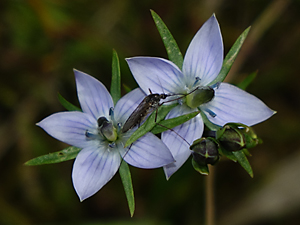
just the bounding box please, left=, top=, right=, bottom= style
left=165, top=174, right=171, bottom=180
left=79, top=198, right=84, bottom=202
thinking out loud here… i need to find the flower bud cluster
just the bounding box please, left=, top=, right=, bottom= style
left=190, top=123, right=261, bottom=169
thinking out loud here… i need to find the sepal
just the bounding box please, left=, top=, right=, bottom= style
left=192, top=158, right=209, bottom=175
left=151, top=10, right=183, bottom=69
left=58, top=93, right=81, bottom=111
left=25, top=146, right=81, bottom=165
left=208, top=26, right=251, bottom=85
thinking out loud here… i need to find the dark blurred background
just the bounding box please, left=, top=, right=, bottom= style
left=1, top=0, right=299, bottom=224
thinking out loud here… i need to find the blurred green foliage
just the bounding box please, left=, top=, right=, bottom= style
left=1, top=0, right=300, bottom=225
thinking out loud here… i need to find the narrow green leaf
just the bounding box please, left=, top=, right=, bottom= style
left=111, top=49, right=121, bottom=105
left=232, top=150, right=253, bottom=177
left=125, top=104, right=176, bottom=147
left=242, top=148, right=252, bottom=157
left=25, top=146, right=81, bottom=166
left=119, top=161, right=135, bottom=217
left=192, top=158, right=209, bottom=175
left=209, top=27, right=251, bottom=85
left=151, top=111, right=199, bottom=134
left=237, top=71, right=257, bottom=90
left=151, top=10, right=183, bottom=69
left=58, top=93, right=81, bottom=111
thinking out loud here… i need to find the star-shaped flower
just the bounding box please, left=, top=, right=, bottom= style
left=126, top=15, right=275, bottom=179
left=37, top=70, right=174, bottom=201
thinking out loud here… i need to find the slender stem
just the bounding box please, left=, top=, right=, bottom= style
left=205, top=165, right=215, bottom=225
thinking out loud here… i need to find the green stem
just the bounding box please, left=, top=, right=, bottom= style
left=205, top=165, right=215, bottom=225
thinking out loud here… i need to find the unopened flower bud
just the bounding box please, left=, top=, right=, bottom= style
left=240, top=125, right=261, bottom=149
left=216, top=123, right=261, bottom=151
left=190, top=137, right=219, bottom=165
left=217, top=125, right=245, bottom=151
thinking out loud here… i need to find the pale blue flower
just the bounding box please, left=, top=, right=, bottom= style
left=37, top=70, right=174, bottom=201
left=126, top=15, right=275, bottom=179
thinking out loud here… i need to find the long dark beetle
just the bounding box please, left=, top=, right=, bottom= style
left=121, top=88, right=198, bottom=136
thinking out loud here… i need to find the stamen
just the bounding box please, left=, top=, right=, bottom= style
left=117, top=123, right=122, bottom=133
left=85, top=130, right=97, bottom=139
left=109, top=142, right=116, bottom=148
left=193, top=77, right=201, bottom=86
left=210, top=82, right=220, bottom=89
left=203, top=108, right=217, bottom=118
left=109, top=107, right=115, bottom=121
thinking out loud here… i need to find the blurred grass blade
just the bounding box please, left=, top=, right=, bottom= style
left=125, top=104, right=176, bottom=147
left=237, top=71, right=257, bottom=90
left=58, top=93, right=81, bottom=111
left=151, top=111, right=199, bottom=134
left=209, top=26, right=251, bottom=85
left=232, top=150, right=253, bottom=177
left=192, top=158, right=209, bottom=175
left=119, top=161, right=135, bottom=217
left=151, top=10, right=183, bottom=69
left=25, top=146, right=81, bottom=165
left=111, top=49, right=121, bottom=105
left=122, top=84, right=132, bottom=94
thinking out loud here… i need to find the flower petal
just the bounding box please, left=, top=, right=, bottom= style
left=74, top=69, right=114, bottom=119
left=162, top=105, right=204, bottom=179
left=182, top=14, right=223, bottom=86
left=37, top=111, right=97, bottom=148
left=202, top=83, right=276, bottom=126
left=114, top=88, right=146, bottom=124
left=72, top=145, right=121, bottom=201
left=126, top=57, right=185, bottom=94
left=120, top=133, right=174, bottom=169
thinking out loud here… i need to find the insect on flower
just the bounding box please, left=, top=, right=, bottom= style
left=126, top=14, right=275, bottom=179
left=121, top=88, right=199, bottom=133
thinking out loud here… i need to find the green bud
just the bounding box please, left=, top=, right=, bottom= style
left=190, top=137, right=219, bottom=165
left=240, top=125, right=262, bottom=149
left=186, top=86, right=214, bottom=109
left=217, top=125, right=245, bottom=151
left=216, top=123, right=261, bottom=151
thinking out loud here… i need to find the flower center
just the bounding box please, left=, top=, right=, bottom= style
left=98, top=116, right=118, bottom=142
left=186, top=86, right=215, bottom=109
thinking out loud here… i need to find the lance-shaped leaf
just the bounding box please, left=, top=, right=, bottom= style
left=25, top=146, right=81, bottom=166
left=111, top=49, right=121, bottom=105
left=208, top=26, right=251, bottom=85
left=58, top=93, right=81, bottom=111
left=151, top=10, right=183, bottom=69
left=218, top=146, right=237, bottom=162
left=119, top=161, right=135, bottom=217
left=125, top=104, right=176, bottom=147
left=232, top=150, right=253, bottom=177
left=111, top=50, right=135, bottom=216
left=151, top=111, right=199, bottom=134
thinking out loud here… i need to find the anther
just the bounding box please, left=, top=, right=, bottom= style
left=193, top=77, right=201, bottom=86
